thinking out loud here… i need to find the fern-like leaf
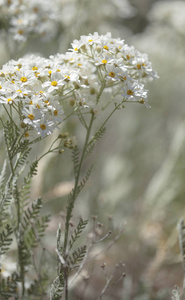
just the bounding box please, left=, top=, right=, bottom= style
left=50, top=274, right=65, bottom=300
left=3, top=120, right=19, bottom=158
left=26, top=160, right=38, bottom=179
left=69, top=218, right=88, bottom=250
left=68, top=245, right=87, bottom=268
left=77, top=165, right=93, bottom=195
left=0, top=271, right=19, bottom=299
left=0, top=160, right=7, bottom=192
left=65, top=166, right=93, bottom=228
left=22, top=197, right=42, bottom=230
left=72, top=146, right=80, bottom=179
left=28, top=272, right=49, bottom=298
left=0, top=182, right=13, bottom=228
left=0, top=224, right=13, bottom=255
left=85, top=126, right=106, bottom=156
left=22, top=198, right=50, bottom=249
left=178, top=219, right=185, bottom=271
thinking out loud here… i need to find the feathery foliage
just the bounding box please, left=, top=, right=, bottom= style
left=85, top=126, right=106, bottom=156
left=65, top=166, right=93, bottom=228
left=0, top=224, right=13, bottom=256
left=178, top=219, right=185, bottom=271
left=0, top=161, right=7, bottom=192
left=69, top=218, right=88, bottom=250
left=50, top=274, right=65, bottom=300
left=68, top=245, right=87, bottom=268
left=77, top=165, right=93, bottom=195
left=0, top=163, right=12, bottom=228
left=28, top=272, right=49, bottom=298
left=3, top=120, right=19, bottom=158
left=0, top=271, right=19, bottom=299
left=72, top=146, right=80, bottom=179
left=22, top=198, right=50, bottom=250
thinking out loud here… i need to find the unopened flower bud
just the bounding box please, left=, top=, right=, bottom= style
left=59, top=149, right=64, bottom=154
left=20, top=122, right=27, bottom=128
left=69, top=99, right=76, bottom=106
left=139, top=99, right=145, bottom=104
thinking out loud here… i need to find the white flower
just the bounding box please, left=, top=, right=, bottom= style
left=122, top=81, right=148, bottom=102
left=42, top=72, right=64, bottom=93
left=22, top=106, right=42, bottom=126
left=35, top=118, right=55, bottom=138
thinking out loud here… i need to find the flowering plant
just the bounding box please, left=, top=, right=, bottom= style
left=0, top=32, right=157, bottom=299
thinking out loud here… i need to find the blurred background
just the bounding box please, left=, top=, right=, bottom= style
left=1, top=0, right=185, bottom=299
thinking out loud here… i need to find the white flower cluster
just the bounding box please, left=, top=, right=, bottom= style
left=0, top=33, right=158, bottom=139
left=0, top=0, right=135, bottom=42
left=0, top=0, right=60, bottom=41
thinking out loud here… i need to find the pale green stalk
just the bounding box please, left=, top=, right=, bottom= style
left=4, top=123, right=25, bottom=297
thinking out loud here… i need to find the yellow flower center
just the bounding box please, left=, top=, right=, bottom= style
left=0, top=85, right=2, bottom=89
left=78, top=63, right=82, bottom=67
left=109, top=72, right=115, bottom=78
left=29, top=100, right=33, bottom=105
left=103, top=45, right=109, bottom=50
left=32, top=66, right=38, bottom=71
left=137, top=64, right=141, bottom=70
left=65, top=75, right=70, bottom=80
left=48, top=70, right=52, bottom=75
left=18, top=29, right=24, bottom=35
left=21, top=77, right=27, bottom=82
left=36, top=104, right=40, bottom=109
left=24, top=132, right=29, bottom=138
left=74, top=47, right=78, bottom=51
left=17, top=89, right=22, bottom=93
left=53, top=110, right=58, bottom=116
left=102, top=59, right=107, bottom=64
left=69, top=99, right=75, bottom=106
left=44, top=100, right=50, bottom=105
left=51, top=81, right=58, bottom=86
left=126, top=55, right=130, bottom=60
left=127, top=90, right=133, bottom=95
left=40, top=124, right=46, bottom=130
left=56, top=69, right=61, bottom=72
left=88, top=39, right=93, bottom=42
left=11, top=80, right=15, bottom=84
left=28, top=114, right=34, bottom=120
left=7, top=98, right=12, bottom=103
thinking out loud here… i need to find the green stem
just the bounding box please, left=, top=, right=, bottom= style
left=63, top=112, right=95, bottom=255
left=88, top=100, right=125, bottom=148
left=3, top=104, right=20, bottom=131
left=5, top=135, right=25, bottom=297
left=62, top=113, right=95, bottom=300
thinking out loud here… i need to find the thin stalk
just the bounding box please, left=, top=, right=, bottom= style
left=3, top=104, right=20, bottom=131
left=62, top=113, right=94, bottom=300
left=88, top=100, right=126, bottom=148
left=63, top=113, right=94, bottom=254
left=5, top=133, right=25, bottom=297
